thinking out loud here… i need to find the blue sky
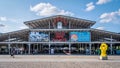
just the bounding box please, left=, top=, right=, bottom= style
left=0, top=0, right=120, bottom=33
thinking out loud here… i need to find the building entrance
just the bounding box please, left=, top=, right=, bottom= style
left=50, top=44, right=69, bottom=55
left=30, top=44, right=48, bottom=54
left=71, top=44, right=89, bottom=55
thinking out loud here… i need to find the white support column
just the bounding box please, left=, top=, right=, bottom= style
left=110, top=44, right=113, bottom=55
left=89, top=31, right=92, bottom=55
left=69, top=29, right=71, bottom=54
left=69, top=21, right=71, bottom=29
left=69, top=43, right=71, bottom=54
left=49, top=21, right=50, bottom=29
left=37, top=44, right=38, bottom=51
left=49, top=32, right=50, bottom=42
left=89, top=43, right=92, bottom=55
left=8, top=44, right=11, bottom=55
left=16, top=44, right=18, bottom=55
left=28, top=30, right=31, bottom=54
left=28, top=43, right=31, bottom=54
left=49, top=43, right=51, bottom=54
left=110, top=35, right=113, bottom=55
left=49, top=31, right=51, bottom=54
left=8, top=34, right=11, bottom=55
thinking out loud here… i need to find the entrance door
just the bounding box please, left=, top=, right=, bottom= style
left=31, top=44, right=46, bottom=54
left=78, top=44, right=89, bottom=55
left=50, top=44, right=69, bottom=55
left=0, top=44, right=8, bottom=54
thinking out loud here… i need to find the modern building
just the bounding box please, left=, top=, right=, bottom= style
left=0, top=15, right=120, bottom=55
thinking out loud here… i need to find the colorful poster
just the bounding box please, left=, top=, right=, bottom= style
left=29, top=32, right=49, bottom=42
left=70, top=32, right=90, bottom=42
left=52, top=32, right=67, bottom=42
left=78, top=32, right=90, bottom=42
left=70, top=32, right=79, bottom=42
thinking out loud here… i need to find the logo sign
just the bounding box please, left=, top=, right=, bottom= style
left=57, top=22, right=62, bottom=29
left=71, top=34, right=78, bottom=41
left=70, top=32, right=78, bottom=42
left=54, top=17, right=67, bottom=26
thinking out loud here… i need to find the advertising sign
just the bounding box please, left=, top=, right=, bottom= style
left=29, top=32, right=49, bottom=42
left=52, top=32, right=66, bottom=42
left=78, top=32, right=90, bottom=42
left=70, top=32, right=90, bottom=42
left=70, top=32, right=79, bottom=42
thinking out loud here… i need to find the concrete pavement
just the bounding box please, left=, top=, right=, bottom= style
left=0, top=55, right=120, bottom=68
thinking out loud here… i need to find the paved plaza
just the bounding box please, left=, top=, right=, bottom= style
left=0, top=55, right=120, bottom=68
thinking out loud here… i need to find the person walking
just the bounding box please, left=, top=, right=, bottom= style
left=86, top=48, right=89, bottom=55
left=51, top=48, right=54, bottom=55
left=10, top=47, right=15, bottom=58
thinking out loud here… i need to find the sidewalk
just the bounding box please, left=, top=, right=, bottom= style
left=0, top=55, right=120, bottom=68
left=0, top=55, right=120, bottom=62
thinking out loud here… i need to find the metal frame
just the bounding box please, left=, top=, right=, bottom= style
left=0, top=15, right=120, bottom=55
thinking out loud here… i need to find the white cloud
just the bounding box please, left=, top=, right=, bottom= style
left=99, top=9, right=120, bottom=23
left=0, top=24, right=5, bottom=27
left=0, top=24, right=28, bottom=33
left=9, top=18, right=18, bottom=23
left=0, top=17, right=7, bottom=21
left=19, top=25, right=28, bottom=29
left=96, top=27, right=104, bottom=30
left=30, top=3, right=74, bottom=17
left=0, top=16, right=27, bottom=33
left=0, top=25, right=9, bottom=33
left=85, top=0, right=112, bottom=12
left=0, top=16, right=23, bottom=23
left=85, top=2, right=95, bottom=11
left=96, top=0, right=111, bottom=5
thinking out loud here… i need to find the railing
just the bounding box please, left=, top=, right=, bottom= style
left=29, top=29, right=91, bottom=31
left=0, top=41, right=120, bottom=44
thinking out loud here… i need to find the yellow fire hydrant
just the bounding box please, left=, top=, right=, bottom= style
left=100, top=43, right=108, bottom=60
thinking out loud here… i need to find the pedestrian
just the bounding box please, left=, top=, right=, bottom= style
left=51, top=48, right=54, bottom=55
left=86, top=48, right=89, bottom=55
left=10, top=47, right=15, bottom=58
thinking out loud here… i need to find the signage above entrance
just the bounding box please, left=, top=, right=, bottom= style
left=53, top=17, right=67, bottom=29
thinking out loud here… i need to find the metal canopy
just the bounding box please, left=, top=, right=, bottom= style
left=91, top=28, right=120, bottom=42
left=0, top=29, right=29, bottom=42
left=24, top=15, right=95, bottom=29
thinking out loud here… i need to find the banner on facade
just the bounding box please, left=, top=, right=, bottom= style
left=78, top=32, right=90, bottom=42
left=70, top=32, right=90, bottom=42
left=70, top=32, right=79, bottom=42
left=29, top=32, right=49, bottom=42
